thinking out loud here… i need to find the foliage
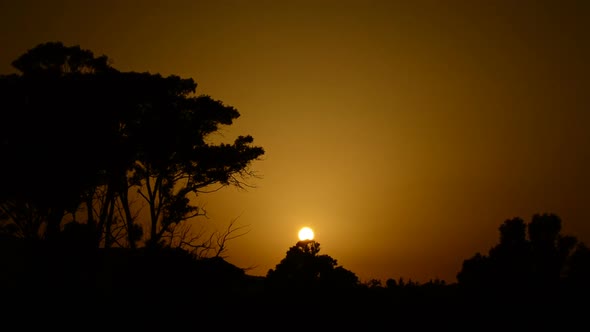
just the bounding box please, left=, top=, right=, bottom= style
left=0, top=42, right=264, bottom=255
left=457, top=213, right=590, bottom=301
left=265, top=240, right=360, bottom=292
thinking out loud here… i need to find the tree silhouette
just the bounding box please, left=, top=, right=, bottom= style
left=11, top=41, right=111, bottom=75
left=563, top=242, right=590, bottom=293
left=265, top=240, right=360, bottom=293
left=457, top=213, right=587, bottom=306
left=0, top=42, right=264, bottom=252
left=0, top=43, right=264, bottom=328
left=452, top=213, right=590, bottom=329
left=0, top=42, right=118, bottom=240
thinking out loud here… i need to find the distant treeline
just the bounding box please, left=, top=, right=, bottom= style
left=1, top=213, right=589, bottom=330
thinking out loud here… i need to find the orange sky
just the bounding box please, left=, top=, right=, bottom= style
left=2, top=0, right=589, bottom=283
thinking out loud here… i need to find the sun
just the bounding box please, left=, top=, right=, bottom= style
left=298, top=227, right=314, bottom=241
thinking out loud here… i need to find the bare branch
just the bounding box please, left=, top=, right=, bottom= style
left=214, top=215, right=250, bottom=258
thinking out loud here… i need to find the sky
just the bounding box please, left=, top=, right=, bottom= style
left=1, top=0, right=589, bottom=283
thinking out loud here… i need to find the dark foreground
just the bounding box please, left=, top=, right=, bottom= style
left=1, top=240, right=587, bottom=331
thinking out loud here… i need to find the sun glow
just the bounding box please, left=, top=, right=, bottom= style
left=298, top=227, right=314, bottom=241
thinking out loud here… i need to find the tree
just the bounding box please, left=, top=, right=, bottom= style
left=0, top=42, right=119, bottom=240
left=457, top=213, right=586, bottom=304
left=563, top=242, right=590, bottom=293
left=0, top=42, right=265, bottom=254
left=266, top=240, right=360, bottom=292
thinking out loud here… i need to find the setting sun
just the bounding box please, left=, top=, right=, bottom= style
left=298, top=227, right=314, bottom=241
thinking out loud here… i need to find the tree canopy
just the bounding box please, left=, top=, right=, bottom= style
left=266, top=240, right=360, bottom=292
left=0, top=42, right=265, bottom=253
left=457, top=213, right=590, bottom=302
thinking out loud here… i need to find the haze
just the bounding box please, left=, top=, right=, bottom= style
left=1, top=0, right=589, bottom=283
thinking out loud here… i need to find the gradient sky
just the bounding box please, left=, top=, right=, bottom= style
left=1, top=0, right=589, bottom=283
